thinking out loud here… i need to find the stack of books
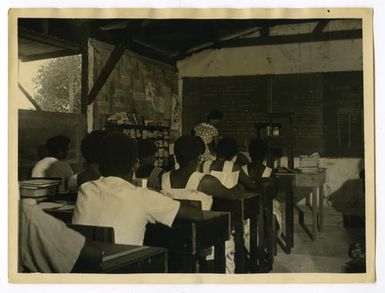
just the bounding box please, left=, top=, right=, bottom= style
left=19, top=179, right=61, bottom=201
left=107, top=112, right=138, bottom=125
left=299, top=153, right=320, bottom=173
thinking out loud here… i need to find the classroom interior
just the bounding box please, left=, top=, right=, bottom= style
left=16, top=18, right=366, bottom=274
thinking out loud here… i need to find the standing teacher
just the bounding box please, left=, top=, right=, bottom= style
left=193, top=110, right=224, bottom=161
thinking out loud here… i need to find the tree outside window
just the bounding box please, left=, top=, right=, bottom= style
left=19, top=54, right=81, bottom=113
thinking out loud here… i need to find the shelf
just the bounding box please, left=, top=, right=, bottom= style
left=105, top=123, right=170, bottom=131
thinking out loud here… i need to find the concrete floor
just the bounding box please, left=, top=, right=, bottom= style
left=272, top=204, right=364, bottom=273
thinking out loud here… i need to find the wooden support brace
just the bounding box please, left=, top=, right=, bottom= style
left=87, top=42, right=126, bottom=105
left=18, top=83, right=42, bottom=111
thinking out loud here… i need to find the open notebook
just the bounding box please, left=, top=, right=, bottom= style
left=210, top=170, right=239, bottom=188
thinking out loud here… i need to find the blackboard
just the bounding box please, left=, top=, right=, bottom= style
left=183, top=71, right=364, bottom=157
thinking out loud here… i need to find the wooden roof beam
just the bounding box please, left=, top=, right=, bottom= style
left=19, top=48, right=82, bottom=62
left=178, top=28, right=362, bottom=60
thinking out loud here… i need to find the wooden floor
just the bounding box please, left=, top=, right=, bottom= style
left=272, top=205, right=364, bottom=273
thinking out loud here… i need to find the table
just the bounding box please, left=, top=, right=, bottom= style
left=144, top=211, right=230, bottom=273
left=43, top=205, right=74, bottom=223
left=275, top=174, right=295, bottom=254
left=44, top=203, right=231, bottom=273
left=295, top=170, right=326, bottom=241
left=275, top=169, right=326, bottom=253
left=212, top=193, right=260, bottom=273
left=74, top=242, right=168, bottom=273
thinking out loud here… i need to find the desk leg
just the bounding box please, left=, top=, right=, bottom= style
left=250, top=214, right=258, bottom=273
left=318, top=185, right=324, bottom=232
left=214, top=242, right=226, bottom=273
left=234, top=219, right=245, bottom=273
left=286, top=190, right=294, bottom=249
left=312, top=187, right=318, bottom=241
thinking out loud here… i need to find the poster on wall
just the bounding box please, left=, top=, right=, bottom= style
left=171, top=94, right=181, bottom=131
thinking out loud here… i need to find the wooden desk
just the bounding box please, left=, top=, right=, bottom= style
left=74, top=242, right=168, bottom=273
left=275, top=174, right=295, bottom=254
left=43, top=205, right=74, bottom=223
left=295, top=170, right=326, bottom=241
left=144, top=211, right=230, bottom=273
left=276, top=169, right=326, bottom=252
left=259, top=178, right=277, bottom=271
left=212, top=193, right=260, bottom=273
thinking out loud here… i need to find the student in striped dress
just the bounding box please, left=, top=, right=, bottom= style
left=200, top=137, right=257, bottom=191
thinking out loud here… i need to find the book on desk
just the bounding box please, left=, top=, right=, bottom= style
left=19, top=179, right=61, bottom=201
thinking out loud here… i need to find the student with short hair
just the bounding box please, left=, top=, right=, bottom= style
left=135, top=138, right=164, bottom=190
left=161, top=135, right=242, bottom=273
left=72, top=133, right=202, bottom=246
left=243, top=138, right=282, bottom=239
left=75, top=130, right=108, bottom=187
left=161, top=135, right=244, bottom=209
left=242, top=138, right=273, bottom=180
left=31, top=135, right=74, bottom=192
left=200, top=137, right=256, bottom=191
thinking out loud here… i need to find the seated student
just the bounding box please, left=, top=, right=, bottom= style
left=135, top=138, right=164, bottom=190
left=73, top=130, right=108, bottom=188
left=161, top=135, right=244, bottom=210
left=19, top=198, right=102, bottom=273
left=242, top=138, right=282, bottom=237
left=31, top=135, right=74, bottom=193
left=72, top=133, right=202, bottom=246
left=161, top=135, right=243, bottom=273
left=200, top=137, right=256, bottom=191
left=242, top=138, right=274, bottom=180
left=232, top=151, right=251, bottom=167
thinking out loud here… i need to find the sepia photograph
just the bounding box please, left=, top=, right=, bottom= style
left=8, top=7, right=375, bottom=284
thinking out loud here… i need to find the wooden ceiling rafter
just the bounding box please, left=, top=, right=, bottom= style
left=178, top=28, right=362, bottom=60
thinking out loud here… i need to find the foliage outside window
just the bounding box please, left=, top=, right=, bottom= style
left=19, top=54, right=81, bottom=113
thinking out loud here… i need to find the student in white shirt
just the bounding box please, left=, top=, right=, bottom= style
left=31, top=135, right=74, bottom=192
left=19, top=199, right=102, bottom=273
left=72, top=133, right=202, bottom=246
left=73, top=130, right=108, bottom=188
